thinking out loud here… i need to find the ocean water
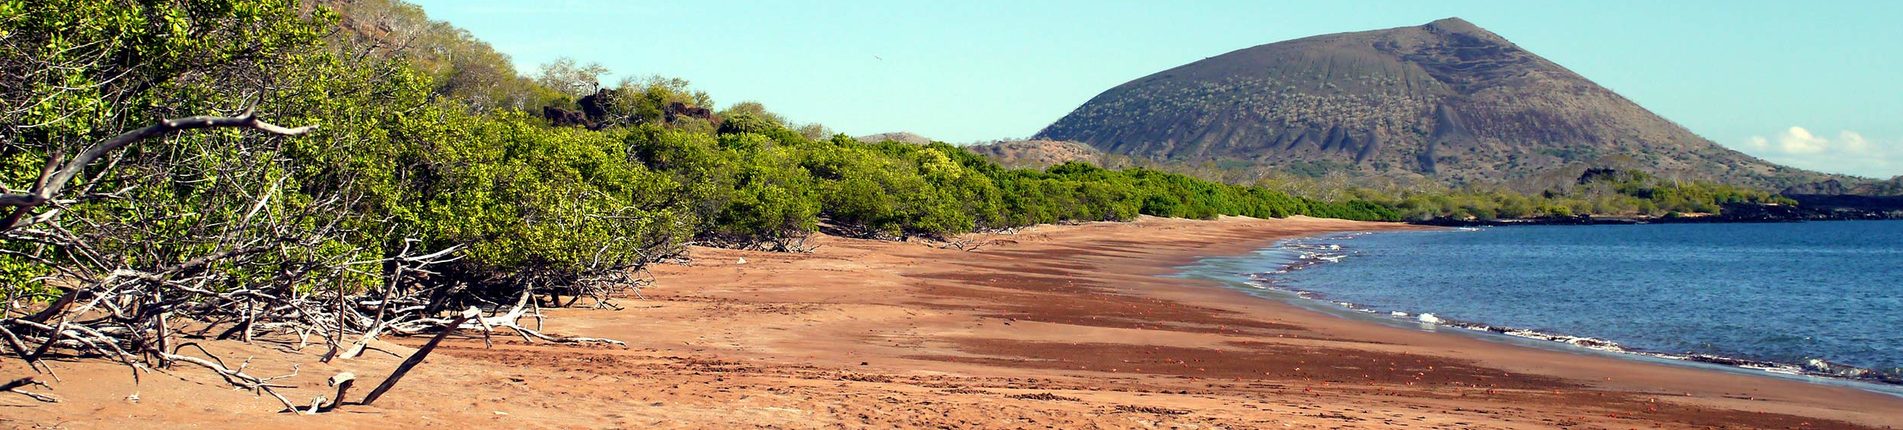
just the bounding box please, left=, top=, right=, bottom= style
left=1203, top=221, right=1903, bottom=385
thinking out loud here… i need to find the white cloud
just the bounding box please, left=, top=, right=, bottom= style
left=1839, top=130, right=1872, bottom=153
left=1779, top=127, right=1826, bottom=153
left=1742, top=127, right=1901, bottom=178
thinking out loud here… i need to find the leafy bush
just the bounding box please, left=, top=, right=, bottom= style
left=11, top=0, right=1775, bottom=309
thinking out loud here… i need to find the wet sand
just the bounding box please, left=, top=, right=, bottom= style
left=5, top=216, right=1900, bottom=429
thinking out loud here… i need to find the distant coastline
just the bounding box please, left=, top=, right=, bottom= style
left=1412, top=195, right=1903, bottom=227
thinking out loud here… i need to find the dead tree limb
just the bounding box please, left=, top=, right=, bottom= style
left=0, top=106, right=633, bottom=413
left=1, top=377, right=57, bottom=403
left=310, top=372, right=354, bottom=413
left=939, top=236, right=998, bottom=252
left=157, top=347, right=301, bottom=414
left=358, top=307, right=476, bottom=407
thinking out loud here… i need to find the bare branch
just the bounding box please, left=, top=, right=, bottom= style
left=1, top=377, right=58, bottom=403
left=0, top=113, right=317, bottom=229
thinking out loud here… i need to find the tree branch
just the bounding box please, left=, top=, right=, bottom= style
left=2, top=377, right=58, bottom=403
left=0, top=113, right=316, bottom=229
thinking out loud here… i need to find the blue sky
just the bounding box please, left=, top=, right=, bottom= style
left=410, top=0, right=1903, bottom=178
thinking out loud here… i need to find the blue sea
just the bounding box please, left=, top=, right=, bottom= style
left=1183, top=220, right=1903, bottom=388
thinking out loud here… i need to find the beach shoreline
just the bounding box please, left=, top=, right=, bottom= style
left=1206, top=229, right=1903, bottom=394
left=6, top=215, right=1900, bottom=429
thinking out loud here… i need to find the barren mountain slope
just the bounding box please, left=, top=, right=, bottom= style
left=1037, top=18, right=1834, bottom=189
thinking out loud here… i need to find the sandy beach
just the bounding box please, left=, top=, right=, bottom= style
left=5, top=216, right=1900, bottom=429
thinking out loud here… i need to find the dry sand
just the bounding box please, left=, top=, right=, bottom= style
left=4, top=216, right=1900, bottom=429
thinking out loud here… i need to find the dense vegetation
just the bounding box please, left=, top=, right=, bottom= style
left=0, top=0, right=1410, bottom=304
left=983, top=147, right=1797, bottom=222
left=1257, top=168, right=1794, bottom=221
left=0, top=0, right=1801, bottom=304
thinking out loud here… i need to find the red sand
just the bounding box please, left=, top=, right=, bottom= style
left=5, top=216, right=1900, bottom=429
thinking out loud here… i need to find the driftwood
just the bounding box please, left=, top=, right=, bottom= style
left=158, top=345, right=304, bottom=414
left=2, top=377, right=57, bottom=403
left=939, top=236, right=1001, bottom=252
left=696, top=232, right=818, bottom=254
left=317, top=372, right=355, bottom=413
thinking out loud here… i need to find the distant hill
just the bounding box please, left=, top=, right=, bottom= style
left=963, top=139, right=1105, bottom=169
left=1783, top=176, right=1903, bottom=196
left=857, top=133, right=1112, bottom=170
left=1036, top=17, right=1838, bottom=190
left=856, top=132, right=935, bottom=145
left=317, top=0, right=550, bottom=111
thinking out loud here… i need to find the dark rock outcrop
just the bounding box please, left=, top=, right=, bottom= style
left=546, top=89, right=717, bottom=129
left=665, top=102, right=714, bottom=122
left=542, top=106, right=591, bottom=128
left=576, top=89, right=616, bottom=122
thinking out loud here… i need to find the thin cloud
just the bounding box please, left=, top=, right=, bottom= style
left=1744, top=127, right=1899, bottom=178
